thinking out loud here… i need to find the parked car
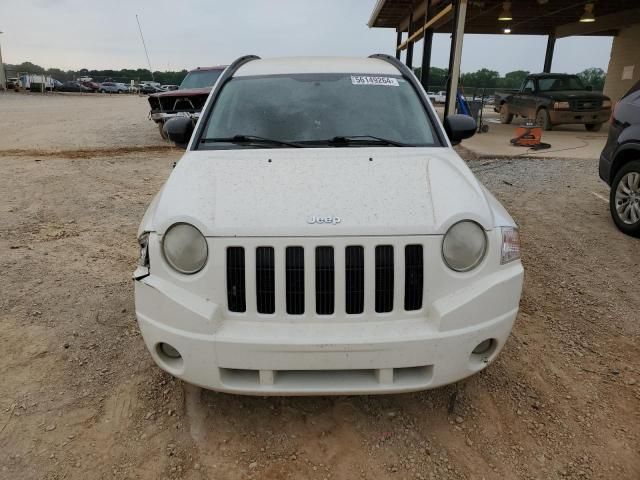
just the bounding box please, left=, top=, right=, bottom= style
left=427, top=91, right=436, bottom=102
left=6, top=77, right=19, bottom=89
left=79, top=81, right=100, bottom=92
left=162, top=85, right=179, bottom=91
left=148, top=65, right=225, bottom=138
left=134, top=55, right=524, bottom=395
left=599, top=80, right=640, bottom=237
left=495, top=73, right=612, bottom=131
left=433, top=91, right=447, bottom=103
left=139, top=84, right=165, bottom=94
left=57, top=81, right=92, bottom=93
left=99, top=82, right=128, bottom=94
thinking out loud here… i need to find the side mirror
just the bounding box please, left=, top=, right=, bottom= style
left=164, top=117, right=194, bottom=148
left=523, top=87, right=533, bottom=94
left=586, top=85, right=593, bottom=91
left=444, top=114, right=476, bottom=145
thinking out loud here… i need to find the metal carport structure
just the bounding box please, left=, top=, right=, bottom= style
left=368, top=0, right=640, bottom=115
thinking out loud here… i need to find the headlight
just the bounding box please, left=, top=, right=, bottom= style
left=554, top=101, right=570, bottom=109
left=138, top=232, right=150, bottom=267
left=442, top=220, right=487, bottom=272
left=500, top=227, right=521, bottom=264
left=602, top=99, right=612, bottom=108
left=162, top=223, right=208, bottom=274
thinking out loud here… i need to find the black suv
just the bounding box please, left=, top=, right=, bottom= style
left=599, top=81, right=640, bottom=237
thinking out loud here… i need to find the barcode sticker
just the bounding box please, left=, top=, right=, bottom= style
left=351, top=76, right=399, bottom=86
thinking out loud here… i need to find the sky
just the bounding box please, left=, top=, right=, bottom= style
left=0, top=0, right=613, bottom=75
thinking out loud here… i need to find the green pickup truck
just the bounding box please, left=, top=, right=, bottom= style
left=494, top=73, right=612, bottom=131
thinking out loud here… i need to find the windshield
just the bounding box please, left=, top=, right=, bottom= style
left=537, top=76, right=585, bottom=92
left=199, top=73, right=438, bottom=148
left=180, top=70, right=223, bottom=90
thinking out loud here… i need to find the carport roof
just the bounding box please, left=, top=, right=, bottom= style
left=368, top=0, right=640, bottom=37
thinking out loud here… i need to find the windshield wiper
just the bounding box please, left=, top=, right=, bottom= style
left=200, top=135, right=302, bottom=148
left=301, top=135, right=414, bottom=147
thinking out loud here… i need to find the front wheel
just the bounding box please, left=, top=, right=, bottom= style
left=610, top=160, right=640, bottom=237
left=585, top=123, right=602, bottom=132
left=499, top=104, right=513, bottom=124
left=536, top=108, right=552, bottom=131
left=158, top=122, right=168, bottom=140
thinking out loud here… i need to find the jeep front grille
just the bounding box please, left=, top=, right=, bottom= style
left=225, top=244, right=424, bottom=317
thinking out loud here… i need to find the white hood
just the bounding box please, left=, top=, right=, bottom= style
left=150, top=147, right=500, bottom=237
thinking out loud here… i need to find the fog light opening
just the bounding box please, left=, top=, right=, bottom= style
left=472, top=339, right=495, bottom=355
left=158, top=342, right=182, bottom=360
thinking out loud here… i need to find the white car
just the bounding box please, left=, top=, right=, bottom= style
left=434, top=90, right=447, bottom=103
left=133, top=55, right=524, bottom=395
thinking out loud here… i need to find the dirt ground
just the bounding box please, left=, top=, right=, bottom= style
left=0, top=93, right=638, bottom=480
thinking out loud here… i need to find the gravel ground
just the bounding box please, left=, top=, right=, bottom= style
left=0, top=95, right=638, bottom=480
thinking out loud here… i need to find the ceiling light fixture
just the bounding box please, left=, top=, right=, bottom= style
left=498, top=2, right=513, bottom=21
left=503, top=27, right=512, bottom=34
left=580, top=3, right=596, bottom=23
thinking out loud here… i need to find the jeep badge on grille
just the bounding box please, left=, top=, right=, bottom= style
left=307, top=216, right=342, bottom=225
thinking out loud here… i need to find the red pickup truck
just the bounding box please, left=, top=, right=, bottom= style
left=148, top=66, right=226, bottom=139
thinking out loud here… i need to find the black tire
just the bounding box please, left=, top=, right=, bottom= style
left=585, top=123, right=602, bottom=132
left=499, top=104, right=513, bottom=124
left=535, top=108, right=552, bottom=131
left=609, top=159, right=640, bottom=237
left=158, top=122, right=168, bottom=140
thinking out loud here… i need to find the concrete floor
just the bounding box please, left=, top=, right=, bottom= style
left=437, top=107, right=609, bottom=160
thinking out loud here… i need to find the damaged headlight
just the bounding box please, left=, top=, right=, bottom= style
left=162, top=223, right=208, bottom=274
left=442, top=220, right=487, bottom=272
left=500, top=227, right=521, bottom=264
left=138, top=232, right=150, bottom=267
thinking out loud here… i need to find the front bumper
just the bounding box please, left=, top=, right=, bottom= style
left=549, top=109, right=610, bottom=125
left=150, top=111, right=200, bottom=123
left=134, top=262, right=523, bottom=395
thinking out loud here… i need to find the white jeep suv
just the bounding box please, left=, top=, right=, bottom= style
left=133, top=55, right=524, bottom=395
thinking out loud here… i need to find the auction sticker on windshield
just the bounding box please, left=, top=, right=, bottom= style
left=351, top=76, right=399, bottom=86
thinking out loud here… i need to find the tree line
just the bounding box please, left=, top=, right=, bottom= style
left=3, top=61, right=189, bottom=85
left=4, top=61, right=606, bottom=91
left=413, top=66, right=606, bottom=91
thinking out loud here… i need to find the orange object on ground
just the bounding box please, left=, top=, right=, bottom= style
left=511, top=125, right=543, bottom=147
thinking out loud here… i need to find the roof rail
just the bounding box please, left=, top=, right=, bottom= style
left=368, top=54, right=412, bottom=77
